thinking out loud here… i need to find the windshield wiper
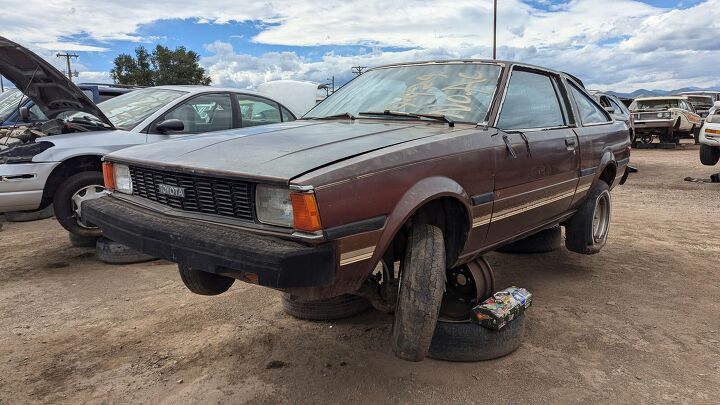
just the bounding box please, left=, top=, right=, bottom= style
left=307, top=112, right=356, bottom=121
left=358, top=110, right=454, bottom=127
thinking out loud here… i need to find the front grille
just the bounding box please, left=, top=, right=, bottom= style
left=636, top=112, right=666, bottom=120
left=129, top=166, right=254, bottom=221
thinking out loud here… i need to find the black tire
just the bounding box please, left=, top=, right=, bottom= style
left=496, top=226, right=561, bottom=254
left=69, top=232, right=99, bottom=248
left=4, top=204, right=54, bottom=222
left=53, top=171, right=105, bottom=238
left=95, top=237, right=158, bottom=265
left=429, top=314, right=526, bottom=362
left=391, top=222, right=446, bottom=362
left=700, top=144, right=720, bottom=166
left=565, top=180, right=611, bottom=255
left=281, top=293, right=371, bottom=321
left=178, top=263, right=234, bottom=295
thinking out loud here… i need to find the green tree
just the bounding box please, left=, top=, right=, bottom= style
left=111, top=45, right=211, bottom=86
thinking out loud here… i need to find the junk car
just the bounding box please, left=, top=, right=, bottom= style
left=630, top=96, right=702, bottom=145
left=0, top=36, right=298, bottom=239
left=85, top=60, right=631, bottom=361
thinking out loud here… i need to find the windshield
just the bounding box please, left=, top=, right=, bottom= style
left=686, top=96, right=713, bottom=109
left=630, top=99, right=679, bottom=111
left=93, top=88, right=185, bottom=130
left=305, top=63, right=503, bottom=123
left=0, top=89, right=24, bottom=121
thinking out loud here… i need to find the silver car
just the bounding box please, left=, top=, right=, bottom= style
left=0, top=37, right=298, bottom=238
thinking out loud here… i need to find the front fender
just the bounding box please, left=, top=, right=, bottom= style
left=366, top=176, right=472, bottom=272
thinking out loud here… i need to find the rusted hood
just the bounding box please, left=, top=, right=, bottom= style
left=107, top=120, right=453, bottom=182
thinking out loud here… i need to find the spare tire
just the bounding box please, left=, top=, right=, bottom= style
left=281, top=293, right=371, bottom=321
left=178, top=263, right=234, bottom=295
left=428, top=314, right=526, bottom=362
left=5, top=204, right=54, bottom=222
left=96, top=237, right=157, bottom=264
left=496, top=226, right=561, bottom=254
left=69, top=232, right=99, bottom=248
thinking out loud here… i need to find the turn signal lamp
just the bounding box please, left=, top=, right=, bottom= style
left=291, top=192, right=322, bottom=232
left=102, top=162, right=115, bottom=190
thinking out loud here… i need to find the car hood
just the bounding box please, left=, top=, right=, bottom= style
left=0, top=36, right=114, bottom=127
left=108, top=120, right=455, bottom=183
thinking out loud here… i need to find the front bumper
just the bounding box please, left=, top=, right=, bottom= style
left=83, top=196, right=338, bottom=289
left=0, top=162, right=57, bottom=212
left=699, top=127, right=720, bottom=147
left=634, top=119, right=673, bottom=130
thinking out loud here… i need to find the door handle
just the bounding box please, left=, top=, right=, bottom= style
left=565, top=138, right=576, bottom=146
left=503, top=135, right=518, bottom=159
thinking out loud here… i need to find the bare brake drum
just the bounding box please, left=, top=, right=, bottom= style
left=439, top=257, right=495, bottom=321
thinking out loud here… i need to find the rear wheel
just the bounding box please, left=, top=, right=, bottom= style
left=700, top=144, right=720, bottom=166
left=178, top=264, right=234, bottom=295
left=53, top=171, right=106, bottom=238
left=565, top=181, right=611, bottom=255
left=391, top=221, right=446, bottom=362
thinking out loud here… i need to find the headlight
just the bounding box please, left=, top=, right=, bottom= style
left=256, top=185, right=293, bottom=227
left=664, top=112, right=672, bottom=118
left=114, top=164, right=133, bottom=194
left=656, top=112, right=663, bottom=118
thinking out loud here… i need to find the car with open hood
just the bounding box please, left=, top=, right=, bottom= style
left=0, top=36, right=298, bottom=238
left=84, top=59, right=631, bottom=361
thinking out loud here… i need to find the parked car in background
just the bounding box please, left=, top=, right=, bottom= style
left=629, top=96, right=702, bottom=145
left=680, top=94, right=715, bottom=119
left=0, top=36, right=298, bottom=239
left=85, top=59, right=630, bottom=362
left=699, top=110, right=720, bottom=166
left=591, top=91, right=635, bottom=145
left=679, top=91, right=720, bottom=103
left=0, top=84, right=136, bottom=127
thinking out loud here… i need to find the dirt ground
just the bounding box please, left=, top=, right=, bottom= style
left=1, top=142, right=719, bottom=404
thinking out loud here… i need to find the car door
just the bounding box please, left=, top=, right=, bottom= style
left=146, top=92, right=234, bottom=142
left=485, top=68, right=580, bottom=245
left=233, top=95, right=286, bottom=127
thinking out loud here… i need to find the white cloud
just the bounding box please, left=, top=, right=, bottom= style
left=2, top=0, right=720, bottom=92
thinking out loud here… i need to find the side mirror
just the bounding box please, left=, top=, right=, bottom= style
left=19, top=106, right=30, bottom=123
left=155, top=118, right=184, bottom=133
left=604, top=106, right=615, bottom=114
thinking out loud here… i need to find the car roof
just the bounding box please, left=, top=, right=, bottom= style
left=370, top=59, right=564, bottom=76
left=634, top=96, right=688, bottom=101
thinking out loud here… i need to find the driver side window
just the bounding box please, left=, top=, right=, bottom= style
left=158, top=93, right=233, bottom=134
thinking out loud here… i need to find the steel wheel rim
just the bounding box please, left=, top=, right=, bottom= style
left=592, top=191, right=611, bottom=243
left=71, top=184, right=106, bottom=228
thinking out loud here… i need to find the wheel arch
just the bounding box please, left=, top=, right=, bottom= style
left=596, top=151, right=618, bottom=188
left=368, top=176, right=473, bottom=272
left=40, top=154, right=104, bottom=207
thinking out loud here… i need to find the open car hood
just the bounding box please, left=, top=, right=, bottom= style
left=0, top=36, right=114, bottom=128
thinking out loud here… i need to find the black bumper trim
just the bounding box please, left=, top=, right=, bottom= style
left=84, top=196, right=337, bottom=288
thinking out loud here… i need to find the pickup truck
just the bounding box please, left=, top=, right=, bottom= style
left=84, top=60, right=631, bottom=361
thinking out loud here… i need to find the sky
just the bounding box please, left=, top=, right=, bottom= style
left=1, top=0, right=718, bottom=93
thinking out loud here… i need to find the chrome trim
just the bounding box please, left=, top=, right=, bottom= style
left=289, top=184, right=314, bottom=192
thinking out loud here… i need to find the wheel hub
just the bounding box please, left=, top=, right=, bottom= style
left=439, top=257, right=495, bottom=321
left=72, top=184, right=107, bottom=228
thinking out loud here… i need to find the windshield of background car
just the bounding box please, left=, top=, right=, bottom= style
left=96, top=88, right=186, bottom=130
left=304, top=63, right=503, bottom=123
left=687, top=96, right=713, bottom=108
left=630, top=99, right=679, bottom=111
left=0, top=89, right=24, bottom=121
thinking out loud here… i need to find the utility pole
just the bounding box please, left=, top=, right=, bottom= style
left=56, top=52, right=79, bottom=82
left=493, top=0, right=497, bottom=60
left=351, top=66, right=367, bottom=76
left=326, top=76, right=335, bottom=94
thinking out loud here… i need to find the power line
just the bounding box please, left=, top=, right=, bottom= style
left=56, top=52, right=79, bottom=82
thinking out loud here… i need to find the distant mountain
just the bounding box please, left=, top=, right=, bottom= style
left=608, top=87, right=720, bottom=99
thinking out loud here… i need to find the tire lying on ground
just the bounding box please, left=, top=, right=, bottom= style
left=69, top=232, right=99, bottom=248
left=4, top=204, right=54, bottom=222
left=496, top=226, right=561, bottom=254
left=178, top=263, right=234, bottom=295
left=281, top=293, right=372, bottom=321
left=565, top=180, right=611, bottom=255
left=428, top=314, right=526, bottom=362
left=96, top=237, right=158, bottom=265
